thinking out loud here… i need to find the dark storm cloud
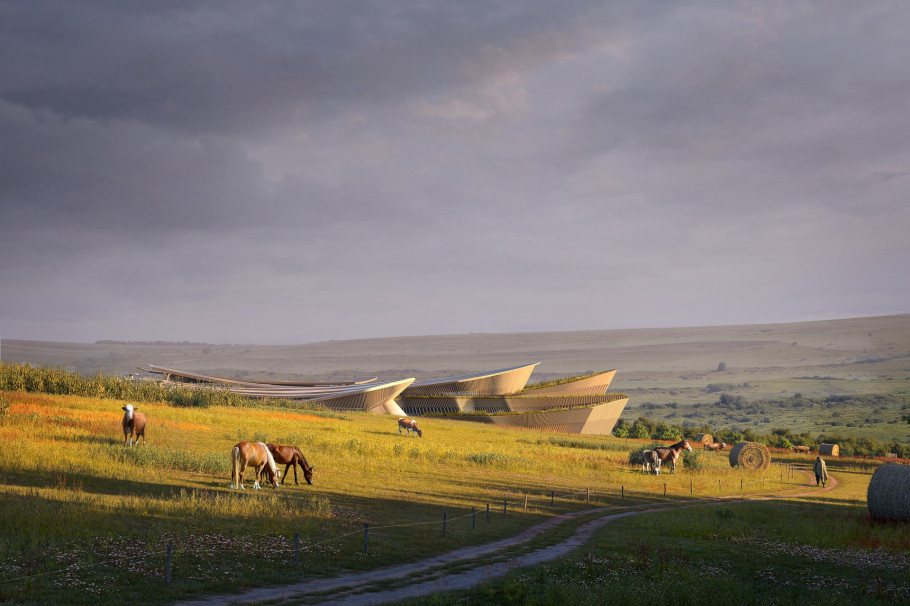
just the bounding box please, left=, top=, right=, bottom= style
left=1, top=1, right=908, bottom=343
left=0, top=1, right=608, bottom=134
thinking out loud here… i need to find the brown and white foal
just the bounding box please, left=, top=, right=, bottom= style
left=121, top=404, right=146, bottom=447
left=398, top=418, right=422, bottom=437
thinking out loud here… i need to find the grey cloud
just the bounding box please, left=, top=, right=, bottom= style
left=1, top=1, right=908, bottom=344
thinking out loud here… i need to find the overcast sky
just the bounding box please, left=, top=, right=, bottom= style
left=1, top=1, right=908, bottom=345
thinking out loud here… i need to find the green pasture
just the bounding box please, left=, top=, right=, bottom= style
left=406, top=461, right=910, bottom=606
left=0, top=389, right=802, bottom=605
left=624, top=381, right=910, bottom=442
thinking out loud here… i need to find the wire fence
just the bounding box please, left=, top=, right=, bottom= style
left=0, top=458, right=812, bottom=588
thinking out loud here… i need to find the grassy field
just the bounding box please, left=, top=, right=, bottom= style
left=0, top=389, right=832, bottom=605
left=5, top=314, right=910, bottom=442
left=407, top=463, right=910, bottom=605
left=2, top=315, right=909, bottom=604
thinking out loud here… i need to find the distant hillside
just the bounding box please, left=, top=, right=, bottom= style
left=3, top=314, right=910, bottom=409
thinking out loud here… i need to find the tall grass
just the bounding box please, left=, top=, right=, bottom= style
left=0, top=387, right=850, bottom=605
left=0, top=361, right=335, bottom=412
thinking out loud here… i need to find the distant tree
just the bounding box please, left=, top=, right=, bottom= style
left=719, top=393, right=747, bottom=409
left=655, top=423, right=683, bottom=441
left=612, top=419, right=630, bottom=438
left=717, top=362, right=727, bottom=371
left=629, top=421, right=651, bottom=440
left=635, top=416, right=657, bottom=435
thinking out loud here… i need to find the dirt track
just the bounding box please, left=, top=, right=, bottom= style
left=174, top=467, right=836, bottom=606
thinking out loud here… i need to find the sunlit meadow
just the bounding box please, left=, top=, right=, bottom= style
left=0, top=383, right=902, bottom=605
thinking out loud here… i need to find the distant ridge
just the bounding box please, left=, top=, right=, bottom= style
left=95, top=340, right=215, bottom=346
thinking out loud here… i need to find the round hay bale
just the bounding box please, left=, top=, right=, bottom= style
left=819, top=443, right=839, bottom=457
left=728, top=441, right=771, bottom=471
left=867, top=463, right=910, bottom=521
left=693, top=433, right=713, bottom=446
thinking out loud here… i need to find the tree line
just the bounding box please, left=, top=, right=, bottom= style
left=612, top=415, right=910, bottom=459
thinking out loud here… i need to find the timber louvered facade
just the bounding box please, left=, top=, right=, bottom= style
left=141, top=363, right=628, bottom=434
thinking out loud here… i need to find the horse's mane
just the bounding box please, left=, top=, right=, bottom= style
left=258, top=442, right=279, bottom=475
left=293, top=446, right=313, bottom=471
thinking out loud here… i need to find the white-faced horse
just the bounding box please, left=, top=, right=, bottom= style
left=641, top=449, right=661, bottom=475
left=231, top=442, right=280, bottom=490
left=654, top=439, right=692, bottom=474
left=398, top=418, right=422, bottom=437
left=121, top=404, right=146, bottom=447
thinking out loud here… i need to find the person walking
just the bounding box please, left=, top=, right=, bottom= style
left=813, top=456, right=828, bottom=487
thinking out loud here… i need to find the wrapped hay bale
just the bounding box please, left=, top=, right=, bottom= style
left=867, top=463, right=910, bottom=521
left=728, top=441, right=771, bottom=471
left=694, top=433, right=713, bottom=446
left=819, top=443, right=839, bottom=457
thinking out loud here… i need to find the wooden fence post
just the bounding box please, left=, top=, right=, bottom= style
left=664, top=483, right=667, bottom=497
left=486, top=503, right=490, bottom=524
left=442, top=511, right=447, bottom=537
left=363, top=523, right=369, bottom=553
left=524, top=494, right=528, bottom=511
left=586, top=487, right=590, bottom=502
left=472, top=506, right=476, bottom=529
left=503, top=499, right=507, bottom=517
left=621, top=485, right=624, bottom=502
left=551, top=490, right=554, bottom=506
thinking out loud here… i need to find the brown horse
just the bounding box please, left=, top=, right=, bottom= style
left=654, top=439, right=692, bottom=474
left=259, top=444, right=314, bottom=485
left=704, top=442, right=727, bottom=452
left=121, top=404, right=146, bottom=447
left=792, top=445, right=810, bottom=454
left=231, top=442, right=280, bottom=490
left=398, top=418, right=422, bottom=437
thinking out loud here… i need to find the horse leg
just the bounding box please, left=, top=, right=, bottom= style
left=231, top=449, right=237, bottom=489
left=253, top=463, right=263, bottom=489
left=289, top=461, right=298, bottom=485
left=238, top=461, right=246, bottom=490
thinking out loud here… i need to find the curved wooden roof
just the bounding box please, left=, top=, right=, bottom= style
left=401, top=363, right=539, bottom=397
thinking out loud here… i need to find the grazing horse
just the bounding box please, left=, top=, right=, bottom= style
left=231, top=442, right=280, bottom=490
left=398, top=418, right=422, bottom=437
left=792, top=445, right=810, bottom=454
left=641, top=449, right=661, bottom=475
left=259, top=444, right=314, bottom=485
left=705, top=442, right=727, bottom=452
left=121, top=404, right=146, bottom=447
left=654, top=439, right=692, bottom=474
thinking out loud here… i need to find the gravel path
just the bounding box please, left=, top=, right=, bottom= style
left=174, top=468, right=836, bottom=606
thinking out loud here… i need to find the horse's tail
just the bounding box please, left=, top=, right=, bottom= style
left=231, top=445, right=240, bottom=487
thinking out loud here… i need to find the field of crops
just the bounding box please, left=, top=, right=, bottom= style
left=0, top=387, right=817, bottom=605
